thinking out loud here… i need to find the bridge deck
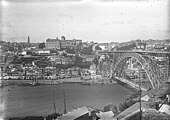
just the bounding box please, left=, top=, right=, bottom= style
left=100, top=50, right=170, bottom=54
left=115, top=77, right=147, bottom=91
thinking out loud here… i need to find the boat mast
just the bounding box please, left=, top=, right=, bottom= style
left=53, top=90, right=56, bottom=113
left=63, top=89, right=67, bottom=114
left=0, top=66, right=3, bottom=87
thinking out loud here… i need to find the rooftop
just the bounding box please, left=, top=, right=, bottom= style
left=58, top=106, right=90, bottom=120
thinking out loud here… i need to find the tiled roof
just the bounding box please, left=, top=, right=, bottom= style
left=58, top=106, right=90, bottom=120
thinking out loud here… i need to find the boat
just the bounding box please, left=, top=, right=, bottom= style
left=81, top=82, right=91, bottom=85
left=18, top=83, right=33, bottom=86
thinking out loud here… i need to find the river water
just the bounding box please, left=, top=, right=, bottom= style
left=0, top=83, right=134, bottom=119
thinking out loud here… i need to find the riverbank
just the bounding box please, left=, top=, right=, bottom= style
left=114, top=82, right=170, bottom=120
left=1, top=77, right=117, bottom=88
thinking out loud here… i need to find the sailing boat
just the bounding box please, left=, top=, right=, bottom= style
left=32, top=76, right=39, bottom=86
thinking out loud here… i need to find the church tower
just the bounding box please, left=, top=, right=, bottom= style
left=28, top=36, right=30, bottom=43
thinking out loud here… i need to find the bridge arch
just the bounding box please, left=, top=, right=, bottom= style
left=113, top=52, right=164, bottom=89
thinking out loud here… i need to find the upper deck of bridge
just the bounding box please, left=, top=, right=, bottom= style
left=99, top=50, right=170, bottom=55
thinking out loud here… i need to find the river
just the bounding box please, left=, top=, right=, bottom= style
left=0, top=83, right=134, bottom=119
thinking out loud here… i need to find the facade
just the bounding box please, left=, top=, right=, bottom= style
left=154, top=43, right=165, bottom=50
left=60, top=39, right=82, bottom=49
left=49, top=55, right=74, bottom=64
left=33, top=49, right=51, bottom=55
left=46, top=36, right=82, bottom=50
left=108, top=42, right=119, bottom=51
left=74, top=39, right=82, bottom=45
left=81, top=55, right=94, bottom=62
left=135, top=40, right=146, bottom=50
left=98, top=43, right=109, bottom=51
left=46, top=38, right=60, bottom=49
left=22, top=49, right=51, bottom=55
left=49, top=55, right=62, bottom=64
left=60, top=40, right=75, bottom=49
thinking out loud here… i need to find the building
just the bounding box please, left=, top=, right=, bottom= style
left=46, top=36, right=82, bottom=50
left=96, top=111, right=114, bottom=120
left=98, top=43, right=109, bottom=51
left=60, top=36, right=82, bottom=49
left=135, top=39, right=146, bottom=50
left=21, top=49, right=51, bottom=55
left=49, top=55, right=74, bottom=65
left=81, top=55, right=94, bottom=62
left=58, top=106, right=95, bottom=120
left=108, top=42, right=119, bottom=51
left=61, top=40, right=75, bottom=49
left=32, top=49, right=51, bottom=55
left=74, top=39, right=82, bottom=45
left=46, top=38, right=61, bottom=49
left=154, top=43, right=165, bottom=50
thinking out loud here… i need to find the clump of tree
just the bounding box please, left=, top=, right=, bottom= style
left=76, top=61, right=92, bottom=69
left=103, top=93, right=139, bottom=116
left=125, top=109, right=170, bottom=120
left=38, top=42, right=46, bottom=49
left=95, top=45, right=102, bottom=51
left=92, top=56, right=99, bottom=69
left=45, top=113, right=61, bottom=120
left=51, top=49, right=59, bottom=55
left=11, top=55, right=22, bottom=64
left=34, top=57, right=50, bottom=68
left=81, top=45, right=93, bottom=55
left=55, top=63, right=75, bottom=70
left=118, top=93, right=138, bottom=112
left=63, top=47, right=75, bottom=54
left=74, top=56, right=82, bottom=65
left=103, top=104, right=119, bottom=116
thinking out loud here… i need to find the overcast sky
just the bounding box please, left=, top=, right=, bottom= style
left=0, top=0, right=170, bottom=43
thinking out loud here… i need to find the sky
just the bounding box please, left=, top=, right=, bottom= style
left=0, top=0, right=170, bottom=43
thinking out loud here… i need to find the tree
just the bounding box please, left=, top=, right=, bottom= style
left=74, top=56, right=82, bottom=65
left=118, top=95, right=137, bottom=112
left=17, top=44, right=23, bottom=53
left=51, top=49, right=59, bottom=55
left=76, top=62, right=92, bottom=69
left=35, top=57, right=50, bottom=68
left=103, top=104, right=119, bottom=116
left=8, top=45, right=15, bottom=51
left=95, top=45, right=102, bottom=51
left=11, top=55, right=22, bottom=64
left=65, top=48, right=75, bottom=54
left=76, top=43, right=83, bottom=55
left=92, top=56, right=99, bottom=68
left=38, top=42, right=45, bottom=49
left=35, top=60, right=48, bottom=68
left=81, top=45, right=93, bottom=55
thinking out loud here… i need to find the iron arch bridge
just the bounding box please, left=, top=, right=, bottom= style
left=112, top=52, right=164, bottom=89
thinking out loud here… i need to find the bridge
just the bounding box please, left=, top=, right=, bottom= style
left=99, top=50, right=170, bottom=90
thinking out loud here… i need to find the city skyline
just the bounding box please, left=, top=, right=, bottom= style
left=0, top=0, right=170, bottom=43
